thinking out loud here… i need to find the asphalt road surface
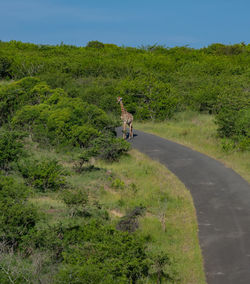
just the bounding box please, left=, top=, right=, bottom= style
left=117, top=127, right=250, bottom=284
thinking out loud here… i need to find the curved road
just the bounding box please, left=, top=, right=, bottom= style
left=117, top=128, right=250, bottom=284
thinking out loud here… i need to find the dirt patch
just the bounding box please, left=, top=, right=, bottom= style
left=110, top=209, right=124, bottom=217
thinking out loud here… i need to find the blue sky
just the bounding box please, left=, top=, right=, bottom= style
left=0, top=0, right=249, bottom=48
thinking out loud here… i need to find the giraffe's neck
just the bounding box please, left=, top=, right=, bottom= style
left=120, top=101, right=126, bottom=114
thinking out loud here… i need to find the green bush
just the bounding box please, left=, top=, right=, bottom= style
left=215, top=89, right=250, bottom=150
left=0, top=130, right=25, bottom=171
left=70, top=125, right=100, bottom=147
left=55, top=264, right=122, bottom=284
left=116, top=77, right=180, bottom=120
left=55, top=220, right=149, bottom=283
left=17, top=158, right=67, bottom=191
left=235, top=108, right=250, bottom=138
left=0, top=77, right=43, bottom=123
left=61, top=189, right=88, bottom=207
left=86, top=41, right=105, bottom=49
left=204, top=43, right=246, bottom=55
left=91, top=134, right=131, bottom=161
left=20, top=225, right=63, bottom=259
left=12, top=87, right=116, bottom=148
left=0, top=56, right=11, bottom=78
left=0, top=175, right=39, bottom=247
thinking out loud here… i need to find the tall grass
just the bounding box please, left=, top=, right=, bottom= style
left=135, top=111, right=250, bottom=183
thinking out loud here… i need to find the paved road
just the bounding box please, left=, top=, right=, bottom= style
left=117, top=128, right=250, bottom=284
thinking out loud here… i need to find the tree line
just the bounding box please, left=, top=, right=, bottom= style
left=1, top=40, right=249, bottom=149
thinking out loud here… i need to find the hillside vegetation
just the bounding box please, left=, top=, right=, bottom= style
left=1, top=40, right=250, bottom=149
left=0, top=40, right=249, bottom=283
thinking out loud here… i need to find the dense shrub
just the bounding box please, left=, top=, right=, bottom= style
left=0, top=175, right=39, bottom=247
left=55, top=220, right=149, bottom=283
left=215, top=89, right=250, bottom=149
left=116, top=77, right=180, bottom=120
left=0, top=77, right=43, bottom=124
left=20, top=225, right=63, bottom=259
left=70, top=125, right=100, bottom=148
left=86, top=40, right=105, bottom=49
left=12, top=86, right=117, bottom=148
left=0, top=130, right=25, bottom=171
left=0, top=56, right=11, bottom=78
left=234, top=108, right=250, bottom=138
left=203, top=43, right=246, bottom=55
left=17, top=158, right=67, bottom=191
left=61, top=189, right=88, bottom=207
left=91, top=134, right=131, bottom=161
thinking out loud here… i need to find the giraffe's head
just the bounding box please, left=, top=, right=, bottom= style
left=117, top=97, right=122, bottom=103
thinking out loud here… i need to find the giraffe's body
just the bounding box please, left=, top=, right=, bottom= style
left=117, top=97, right=133, bottom=139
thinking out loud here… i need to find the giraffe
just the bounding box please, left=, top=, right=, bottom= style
left=117, top=96, right=133, bottom=139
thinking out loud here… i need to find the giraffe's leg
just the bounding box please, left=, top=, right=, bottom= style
left=129, top=123, right=133, bottom=139
left=123, top=122, right=126, bottom=139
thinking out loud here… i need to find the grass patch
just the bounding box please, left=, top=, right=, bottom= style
left=29, top=194, right=68, bottom=224
left=135, top=111, right=250, bottom=183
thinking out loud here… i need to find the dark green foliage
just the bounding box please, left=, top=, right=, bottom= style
left=0, top=77, right=43, bottom=124
left=203, top=43, right=246, bottom=55
left=20, top=225, right=63, bottom=259
left=19, top=218, right=149, bottom=283
left=116, top=77, right=180, bottom=120
left=0, top=175, right=39, bottom=247
left=55, top=264, right=118, bottom=284
left=0, top=56, right=11, bottom=78
left=86, top=40, right=105, bottom=49
left=91, top=134, right=131, bottom=161
left=55, top=220, right=149, bottom=283
left=215, top=88, right=250, bottom=149
left=12, top=84, right=117, bottom=148
left=17, top=158, right=67, bottom=191
left=0, top=130, right=25, bottom=171
left=73, top=133, right=130, bottom=166
left=70, top=125, right=100, bottom=148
